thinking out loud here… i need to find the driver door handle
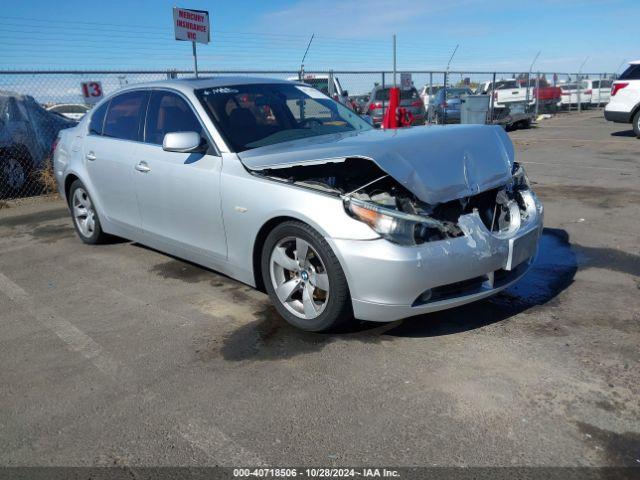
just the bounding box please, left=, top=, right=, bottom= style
left=85, top=151, right=96, bottom=161
left=135, top=161, right=151, bottom=173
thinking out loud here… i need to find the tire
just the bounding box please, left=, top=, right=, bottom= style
left=0, top=148, right=31, bottom=198
left=633, top=110, right=640, bottom=139
left=261, top=221, right=352, bottom=332
left=68, top=179, right=109, bottom=244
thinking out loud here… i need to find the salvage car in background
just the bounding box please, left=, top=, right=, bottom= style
left=1, top=91, right=76, bottom=198
left=46, top=103, right=90, bottom=120
left=605, top=60, right=640, bottom=138
left=427, top=87, right=473, bottom=124
left=54, top=77, right=543, bottom=332
left=351, top=94, right=370, bottom=114
left=364, top=85, right=426, bottom=126
left=558, top=82, right=592, bottom=109
left=581, top=78, right=612, bottom=107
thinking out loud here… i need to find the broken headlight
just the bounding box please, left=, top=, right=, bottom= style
left=344, top=197, right=448, bottom=246
left=511, top=162, right=530, bottom=190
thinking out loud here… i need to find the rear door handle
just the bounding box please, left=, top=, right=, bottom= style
left=135, top=161, right=151, bottom=173
left=86, top=151, right=96, bottom=161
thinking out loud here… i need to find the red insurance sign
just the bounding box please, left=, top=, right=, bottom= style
left=173, top=7, right=210, bottom=44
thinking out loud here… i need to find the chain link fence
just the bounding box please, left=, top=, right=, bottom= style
left=0, top=69, right=617, bottom=201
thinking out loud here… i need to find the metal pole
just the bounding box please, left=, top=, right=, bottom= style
left=489, top=72, right=496, bottom=123
left=382, top=72, right=386, bottom=123
left=534, top=72, right=540, bottom=118
left=577, top=73, right=581, bottom=112
left=428, top=72, right=433, bottom=124
left=192, top=41, right=199, bottom=78
left=443, top=71, right=447, bottom=125
left=597, top=72, right=602, bottom=107
left=392, top=34, right=397, bottom=87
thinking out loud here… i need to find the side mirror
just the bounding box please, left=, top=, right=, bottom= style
left=342, top=90, right=349, bottom=97
left=162, top=132, right=206, bottom=153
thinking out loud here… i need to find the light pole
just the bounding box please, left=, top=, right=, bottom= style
left=526, top=51, right=541, bottom=114
left=577, top=57, right=588, bottom=112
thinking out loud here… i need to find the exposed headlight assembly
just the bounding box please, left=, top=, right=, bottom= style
left=343, top=197, right=451, bottom=246
left=511, top=161, right=531, bottom=190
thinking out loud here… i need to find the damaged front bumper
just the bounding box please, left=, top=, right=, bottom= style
left=330, top=190, right=544, bottom=322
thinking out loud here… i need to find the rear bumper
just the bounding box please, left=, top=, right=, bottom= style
left=604, top=109, right=631, bottom=123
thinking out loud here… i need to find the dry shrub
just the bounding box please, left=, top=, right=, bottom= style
left=36, top=158, right=58, bottom=195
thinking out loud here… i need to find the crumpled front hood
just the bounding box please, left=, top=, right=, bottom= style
left=238, top=125, right=515, bottom=205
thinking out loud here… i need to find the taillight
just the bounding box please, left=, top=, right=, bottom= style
left=611, top=82, right=629, bottom=96
left=51, top=137, right=60, bottom=154
left=583, top=89, right=592, bottom=95
left=410, top=100, right=422, bottom=107
left=440, top=102, right=448, bottom=108
left=368, top=102, right=382, bottom=111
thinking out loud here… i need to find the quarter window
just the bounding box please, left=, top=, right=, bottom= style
left=103, top=91, right=148, bottom=141
left=145, top=91, right=203, bottom=145
left=89, top=101, right=108, bottom=136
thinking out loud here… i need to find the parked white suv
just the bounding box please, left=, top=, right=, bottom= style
left=605, top=60, right=640, bottom=137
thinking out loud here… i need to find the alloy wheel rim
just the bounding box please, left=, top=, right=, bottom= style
left=269, top=236, right=330, bottom=320
left=72, top=188, right=96, bottom=238
left=2, top=158, right=25, bottom=190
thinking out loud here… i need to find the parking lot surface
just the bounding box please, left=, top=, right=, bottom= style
left=1, top=111, right=639, bottom=467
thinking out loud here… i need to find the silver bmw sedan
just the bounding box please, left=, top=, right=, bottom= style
left=53, top=77, right=543, bottom=332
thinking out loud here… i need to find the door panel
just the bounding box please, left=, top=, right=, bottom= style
left=133, top=145, right=227, bottom=259
left=133, top=89, right=226, bottom=259
left=83, top=90, right=148, bottom=229
left=84, top=136, right=141, bottom=228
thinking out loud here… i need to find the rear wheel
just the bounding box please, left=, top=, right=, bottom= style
left=261, top=221, right=352, bottom=332
left=68, top=179, right=109, bottom=244
left=633, top=110, right=640, bottom=139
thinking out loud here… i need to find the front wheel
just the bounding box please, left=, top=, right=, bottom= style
left=261, top=221, right=352, bottom=332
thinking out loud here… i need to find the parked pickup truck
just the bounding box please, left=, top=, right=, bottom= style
left=477, top=80, right=535, bottom=109
left=517, top=78, right=562, bottom=113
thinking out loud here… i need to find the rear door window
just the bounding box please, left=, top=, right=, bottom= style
left=103, top=91, right=148, bottom=141
left=89, top=102, right=108, bottom=135
left=144, top=91, right=203, bottom=145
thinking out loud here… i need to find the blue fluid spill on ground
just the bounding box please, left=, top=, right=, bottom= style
left=494, top=227, right=577, bottom=308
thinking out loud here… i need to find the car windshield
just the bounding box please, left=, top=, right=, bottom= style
left=374, top=88, right=419, bottom=101
left=195, top=83, right=372, bottom=152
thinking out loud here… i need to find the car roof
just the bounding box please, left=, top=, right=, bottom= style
left=629, top=60, right=640, bottom=65
left=117, top=76, right=296, bottom=94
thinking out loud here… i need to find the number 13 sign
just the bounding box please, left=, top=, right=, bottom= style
left=81, top=81, right=103, bottom=104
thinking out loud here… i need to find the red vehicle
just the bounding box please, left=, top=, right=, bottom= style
left=520, top=78, right=562, bottom=113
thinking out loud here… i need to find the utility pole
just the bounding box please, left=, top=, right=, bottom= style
left=526, top=51, right=541, bottom=113
left=299, top=34, right=315, bottom=81
left=393, top=34, right=397, bottom=87
left=443, top=44, right=459, bottom=125
left=577, top=56, right=588, bottom=112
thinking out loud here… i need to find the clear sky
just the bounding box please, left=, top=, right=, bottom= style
left=1, top=0, right=637, bottom=74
